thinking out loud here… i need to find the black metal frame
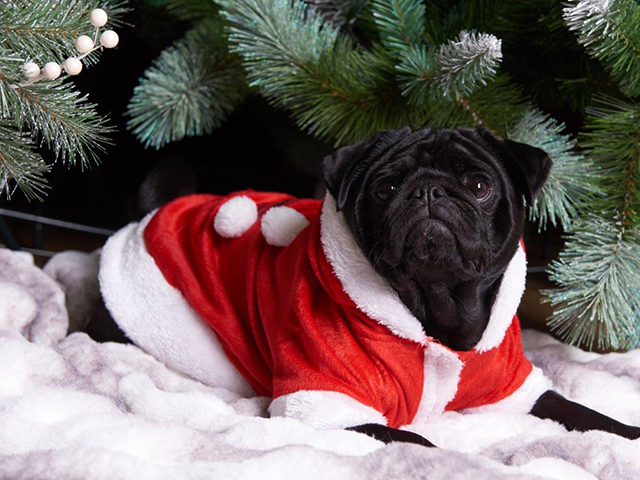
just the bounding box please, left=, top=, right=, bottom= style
left=0, top=208, right=115, bottom=258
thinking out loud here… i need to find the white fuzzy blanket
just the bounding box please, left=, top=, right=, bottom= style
left=1, top=248, right=639, bottom=480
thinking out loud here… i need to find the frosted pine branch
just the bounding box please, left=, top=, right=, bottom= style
left=127, top=19, right=246, bottom=149
left=0, top=0, right=127, bottom=65
left=545, top=215, right=640, bottom=351
left=433, top=31, right=502, bottom=99
left=564, top=0, right=640, bottom=97
left=509, top=109, right=596, bottom=230
left=0, top=0, right=123, bottom=200
left=15, top=81, right=113, bottom=167
left=564, top=0, right=613, bottom=41
left=0, top=121, right=49, bottom=200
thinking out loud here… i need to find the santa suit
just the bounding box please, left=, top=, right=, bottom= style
left=100, top=191, right=551, bottom=430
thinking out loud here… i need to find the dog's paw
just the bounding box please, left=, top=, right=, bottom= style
left=347, top=423, right=436, bottom=447
left=624, top=426, right=640, bottom=440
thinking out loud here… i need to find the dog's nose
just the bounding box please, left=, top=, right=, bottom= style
left=411, top=185, right=446, bottom=202
left=428, top=185, right=446, bottom=201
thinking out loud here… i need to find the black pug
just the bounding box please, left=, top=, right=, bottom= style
left=95, top=127, right=640, bottom=448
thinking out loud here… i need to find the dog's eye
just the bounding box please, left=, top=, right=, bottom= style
left=465, top=179, right=492, bottom=202
left=374, top=181, right=396, bottom=200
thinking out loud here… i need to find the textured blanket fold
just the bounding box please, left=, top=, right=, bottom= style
left=0, top=247, right=639, bottom=480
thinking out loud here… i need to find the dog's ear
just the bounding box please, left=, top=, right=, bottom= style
left=476, top=129, right=552, bottom=204
left=322, top=127, right=412, bottom=211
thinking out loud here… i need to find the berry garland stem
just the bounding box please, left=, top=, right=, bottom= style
left=16, top=8, right=119, bottom=88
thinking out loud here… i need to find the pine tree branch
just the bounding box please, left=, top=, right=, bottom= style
left=371, top=0, right=426, bottom=55
left=0, top=0, right=128, bottom=65
left=394, top=45, right=437, bottom=106
left=13, top=80, right=114, bottom=167
left=0, top=121, right=49, bottom=200
left=0, top=0, right=121, bottom=200
left=581, top=97, right=640, bottom=230
left=432, top=30, right=502, bottom=100
left=371, top=0, right=503, bottom=127
left=545, top=215, right=640, bottom=350
left=564, top=0, right=640, bottom=97
left=416, top=74, right=526, bottom=135
left=509, top=109, right=596, bottom=230
left=220, top=0, right=414, bottom=145
left=544, top=98, right=640, bottom=351
left=0, top=50, right=24, bottom=116
left=127, top=18, right=247, bottom=149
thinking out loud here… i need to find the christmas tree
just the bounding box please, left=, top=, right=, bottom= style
left=545, top=0, right=640, bottom=351
left=127, top=0, right=640, bottom=351
left=0, top=0, right=125, bottom=200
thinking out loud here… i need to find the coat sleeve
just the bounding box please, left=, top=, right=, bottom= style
left=263, top=280, right=426, bottom=430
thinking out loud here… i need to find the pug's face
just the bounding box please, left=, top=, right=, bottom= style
left=322, top=127, right=551, bottom=350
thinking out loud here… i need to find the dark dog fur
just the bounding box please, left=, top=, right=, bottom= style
left=322, top=127, right=550, bottom=352
left=92, top=127, right=640, bottom=447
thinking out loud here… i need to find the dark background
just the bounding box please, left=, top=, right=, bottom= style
left=3, top=2, right=327, bottom=233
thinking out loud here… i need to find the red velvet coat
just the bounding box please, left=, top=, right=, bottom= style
left=100, top=191, right=549, bottom=430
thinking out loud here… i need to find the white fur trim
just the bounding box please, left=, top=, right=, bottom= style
left=474, top=244, right=527, bottom=353
left=213, top=196, right=258, bottom=238
left=320, top=194, right=428, bottom=344
left=319, top=194, right=527, bottom=351
left=100, top=213, right=254, bottom=397
left=462, top=366, right=552, bottom=414
left=269, top=391, right=388, bottom=430
left=413, top=343, right=464, bottom=423
left=261, top=206, right=310, bottom=247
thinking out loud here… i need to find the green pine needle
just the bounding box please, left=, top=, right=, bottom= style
left=15, top=80, right=114, bottom=167
left=544, top=98, right=640, bottom=350
left=580, top=97, right=640, bottom=227
left=544, top=215, right=640, bottom=351
left=0, top=121, right=50, bottom=201
left=127, top=18, right=246, bottom=149
left=432, top=30, right=502, bottom=100
left=371, top=1, right=502, bottom=102
left=564, top=0, right=640, bottom=97
left=509, top=109, right=596, bottom=230
left=221, top=0, right=413, bottom=145
left=395, top=45, right=437, bottom=106
left=0, top=0, right=124, bottom=199
left=371, top=0, right=426, bottom=55
left=1, top=0, right=128, bottom=65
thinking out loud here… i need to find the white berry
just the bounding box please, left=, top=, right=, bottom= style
left=90, top=8, right=108, bottom=27
left=63, top=58, right=83, bottom=76
left=43, top=62, right=62, bottom=80
left=22, top=62, right=40, bottom=78
left=100, top=30, right=119, bottom=49
left=76, top=35, right=94, bottom=54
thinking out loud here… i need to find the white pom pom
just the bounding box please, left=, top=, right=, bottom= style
left=22, top=62, right=40, bottom=78
left=261, top=206, right=310, bottom=247
left=76, top=35, right=94, bottom=54
left=43, top=62, right=62, bottom=80
left=90, top=8, right=108, bottom=27
left=63, top=58, right=83, bottom=76
left=213, top=196, right=258, bottom=238
left=100, top=30, right=119, bottom=49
